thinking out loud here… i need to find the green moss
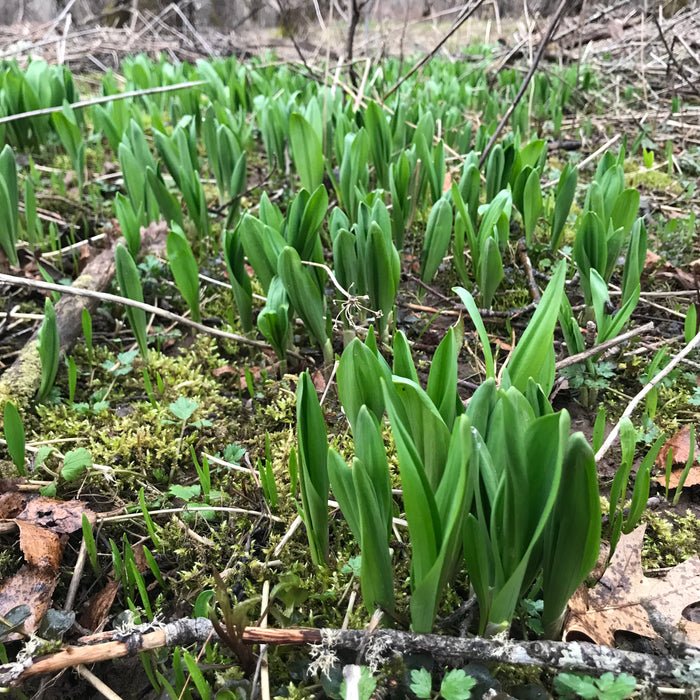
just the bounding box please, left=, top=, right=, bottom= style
left=641, top=510, right=700, bottom=568
left=626, top=168, right=683, bottom=195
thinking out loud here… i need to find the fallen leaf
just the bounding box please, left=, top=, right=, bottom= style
left=311, top=370, right=326, bottom=393
left=212, top=364, right=236, bottom=377
left=0, top=491, right=27, bottom=520
left=442, top=171, right=452, bottom=194
left=79, top=579, right=119, bottom=632
left=16, top=520, right=66, bottom=570
left=644, top=249, right=696, bottom=289
left=0, top=566, right=57, bottom=640
left=565, top=525, right=700, bottom=646
left=15, top=496, right=95, bottom=533
left=654, top=425, right=700, bottom=489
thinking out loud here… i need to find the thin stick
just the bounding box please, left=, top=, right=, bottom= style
left=555, top=321, right=655, bottom=370
left=75, top=665, right=124, bottom=700
left=383, top=0, right=485, bottom=100
left=0, top=81, right=205, bottom=126
left=63, top=538, right=88, bottom=614
left=595, top=330, right=700, bottom=462
left=0, top=272, right=297, bottom=356
left=479, top=0, right=569, bottom=168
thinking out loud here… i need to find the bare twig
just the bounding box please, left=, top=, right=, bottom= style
left=0, top=81, right=205, bottom=126
left=652, top=13, right=700, bottom=99
left=595, top=330, right=700, bottom=462
left=383, top=0, right=484, bottom=100
left=555, top=321, right=655, bottom=370
left=479, top=0, right=569, bottom=168
left=0, top=272, right=294, bottom=356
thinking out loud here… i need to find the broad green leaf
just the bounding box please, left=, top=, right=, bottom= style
left=507, top=261, right=566, bottom=394
left=114, top=244, right=149, bottom=360
left=289, top=112, right=323, bottom=193
left=278, top=246, right=332, bottom=364
left=550, top=163, right=577, bottom=251
left=3, top=402, right=25, bottom=474
left=167, top=228, right=201, bottom=323
left=420, top=197, right=453, bottom=285
left=37, top=298, right=60, bottom=402
left=222, top=225, right=253, bottom=332
left=62, top=447, right=92, bottom=482
left=453, top=287, right=495, bottom=380
left=297, top=371, right=329, bottom=566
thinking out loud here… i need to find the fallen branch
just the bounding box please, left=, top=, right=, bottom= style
left=1, top=618, right=698, bottom=687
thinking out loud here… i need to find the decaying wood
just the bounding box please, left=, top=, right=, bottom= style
left=1, top=617, right=698, bottom=688
left=0, top=226, right=166, bottom=408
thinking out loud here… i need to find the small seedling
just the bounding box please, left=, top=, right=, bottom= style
left=3, top=402, right=26, bottom=476
left=410, top=668, right=476, bottom=700
left=554, top=672, right=635, bottom=700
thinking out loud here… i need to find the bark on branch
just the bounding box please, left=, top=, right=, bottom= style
left=1, top=618, right=698, bottom=688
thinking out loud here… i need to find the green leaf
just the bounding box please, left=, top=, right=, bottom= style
left=278, top=246, right=332, bottom=364
left=453, top=287, right=495, bottom=380
left=37, top=297, right=60, bottom=402
left=289, top=112, right=323, bottom=193
left=0, top=145, right=19, bottom=265
left=167, top=227, right=201, bottom=323
left=296, top=371, right=329, bottom=566
left=573, top=211, right=606, bottom=306
left=426, top=327, right=458, bottom=429
left=478, top=235, right=503, bottom=308
left=523, top=168, right=543, bottom=246
left=507, top=261, right=566, bottom=394
left=337, top=338, right=388, bottom=432
left=62, top=447, right=92, bottom=482
left=182, top=651, right=211, bottom=700
left=169, top=397, right=198, bottom=421
left=440, top=669, right=477, bottom=700
left=327, top=448, right=361, bottom=542
left=3, top=402, right=25, bottom=475
left=420, top=197, right=453, bottom=285
left=541, top=433, right=601, bottom=637
left=409, top=669, right=432, bottom=699
left=222, top=224, right=253, bottom=332
left=114, top=244, right=149, bottom=361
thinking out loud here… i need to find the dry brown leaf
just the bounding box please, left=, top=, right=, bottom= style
left=0, top=491, right=27, bottom=520
left=16, top=520, right=66, bottom=570
left=79, top=579, right=119, bottom=632
left=644, top=249, right=696, bottom=289
left=0, top=565, right=58, bottom=640
left=565, top=526, right=700, bottom=646
left=15, top=496, right=95, bottom=534
left=311, top=370, right=326, bottom=393
left=655, top=425, right=700, bottom=489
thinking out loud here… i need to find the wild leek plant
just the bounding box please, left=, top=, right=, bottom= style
left=257, top=276, right=290, bottom=369
left=37, top=298, right=60, bottom=403
left=114, top=193, right=143, bottom=257
left=327, top=405, right=394, bottom=615
left=0, top=144, right=19, bottom=266
left=463, top=379, right=601, bottom=636
left=289, top=112, right=324, bottom=194
left=3, top=401, right=26, bottom=476
left=154, top=121, right=211, bottom=240
left=118, top=120, right=159, bottom=225
left=455, top=260, right=566, bottom=394
left=278, top=246, right=333, bottom=365
left=419, top=196, right=453, bottom=288
left=167, top=225, right=201, bottom=324
left=222, top=225, right=253, bottom=333
left=52, top=101, right=86, bottom=199
left=114, top=243, right=149, bottom=360
left=296, top=371, right=329, bottom=567
left=550, top=163, right=578, bottom=251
